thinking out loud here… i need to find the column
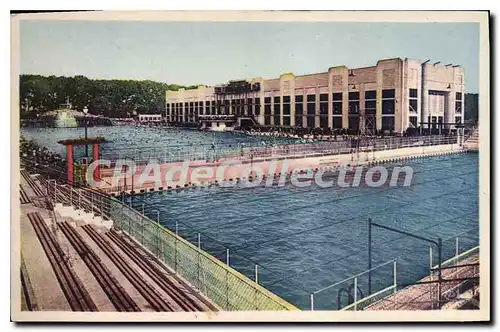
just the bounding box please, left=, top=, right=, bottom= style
left=92, top=143, right=100, bottom=181
left=66, top=144, right=73, bottom=185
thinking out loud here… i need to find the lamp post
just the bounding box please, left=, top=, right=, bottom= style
left=83, top=106, right=89, bottom=157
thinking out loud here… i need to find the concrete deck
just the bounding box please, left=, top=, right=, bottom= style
left=96, top=143, right=464, bottom=194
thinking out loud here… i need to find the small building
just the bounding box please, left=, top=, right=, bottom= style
left=138, top=114, right=163, bottom=122
left=165, top=58, right=465, bottom=133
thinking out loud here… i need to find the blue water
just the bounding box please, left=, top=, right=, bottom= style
left=21, top=126, right=479, bottom=310
left=129, top=152, right=479, bottom=310
left=20, top=126, right=297, bottom=161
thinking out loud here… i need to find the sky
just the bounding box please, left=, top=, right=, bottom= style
left=20, top=20, right=479, bottom=93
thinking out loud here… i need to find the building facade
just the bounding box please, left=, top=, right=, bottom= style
left=165, top=58, right=465, bottom=133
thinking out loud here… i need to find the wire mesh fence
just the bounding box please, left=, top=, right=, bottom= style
left=109, top=198, right=299, bottom=311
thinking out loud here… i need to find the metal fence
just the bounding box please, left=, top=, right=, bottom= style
left=30, top=162, right=298, bottom=311
left=310, top=259, right=397, bottom=311
left=101, top=134, right=459, bottom=166
left=109, top=198, right=299, bottom=311
left=326, top=243, right=480, bottom=312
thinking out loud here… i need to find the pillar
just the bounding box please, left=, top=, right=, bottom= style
left=92, top=143, right=100, bottom=181
left=66, top=144, right=73, bottom=185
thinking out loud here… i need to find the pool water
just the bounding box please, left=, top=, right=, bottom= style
left=21, top=126, right=479, bottom=310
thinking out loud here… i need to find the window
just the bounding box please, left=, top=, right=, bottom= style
left=349, top=92, right=360, bottom=100
left=365, top=101, right=376, bottom=114
left=246, top=98, right=253, bottom=116
left=456, top=92, right=462, bottom=101
left=295, top=115, right=303, bottom=127
left=409, top=116, right=418, bottom=128
left=254, top=98, right=260, bottom=115
left=455, top=101, right=462, bottom=113
left=333, top=102, right=342, bottom=115
left=265, top=97, right=271, bottom=104
left=333, top=92, right=342, bottom=116
left=455, top=116, right=462, bottom=124
left=283, top=103, right=291, bottom=115
left=382, top=117, right=395, bottom=130
left=283, top=117, right=291, bottom=126
left=295, top=102, right=303, bottom=114
left=319, top=99, right=328, bottom=114
left=382, top=100, right=395, bottom=114
left=431, top=116, right=437, bottom=129
left=409, top=99, right=418, bottom=113
left=307, top=101, right=315, bottom=115
left=283, top=96, right=291, bottom=118
left=198, top=101, right=204, bottom=115
left=265, top=117, right=271, bottom=125
left=382, top=89, right=395, bottom=99
left=320, top=116, right=328, bottom=129
left=274, top=102, right=281, bottom=118
left=409, top=88, right=418, bottom=114
left=307, top=95, right=316, bottom=102
left=295, top=95, right=303, bottom=102
left=320, top=93, right=328, bottom=127
left=274, top=96, right=280, bottom=104
left=274, top=114, right=281, bottom=126
left=365, top=90, right=377, bottom=100
left=332, top=117, right=342, bottom=129
left=365, top=91, right=377, bottom=116
left=205, top=101, right=210, bottom=115
left=307, top=116, right=315, bottom=128
left=332, top=93, right=342, bottom=101
left=348, top=116, right=359, bottom=131
left=349, top=101, right=359, bottom=114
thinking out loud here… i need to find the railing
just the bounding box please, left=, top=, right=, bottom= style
left=110, top=199, right=299, bottom=311
left=29, top=163, right=298, bottom=311
left=310, top=259, right=397, bottom=311
left=101, top=134, right=460, bottom=167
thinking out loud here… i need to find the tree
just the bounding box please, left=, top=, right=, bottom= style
left=19, top=74, right=196, bottom=119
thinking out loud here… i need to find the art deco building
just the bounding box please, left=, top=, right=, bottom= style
left=165, top=58, right=465, bottom=133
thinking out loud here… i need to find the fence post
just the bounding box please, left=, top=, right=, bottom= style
left=197, top=233, right=201, bottom=290
left=141, top=216, right=144, bottom=245
left=310, top=293, right=314, bottom=311
left=393, top=260, right=397, bottom=291
left=393, top=260, right=397, bottom=310
left=156, top=211, right=160, bottom=258
left=429, top=245, right=433, bottom=276
left=353, top=277, right=358, bottom=311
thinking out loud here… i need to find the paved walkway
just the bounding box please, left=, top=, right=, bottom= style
left=366, top=255, right=479, bottom=310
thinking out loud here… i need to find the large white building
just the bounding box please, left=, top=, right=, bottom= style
left=165, top=58, right=465, bottom=133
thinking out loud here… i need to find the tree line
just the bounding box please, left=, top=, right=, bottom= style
left=20, top=74, right=197, bottom=119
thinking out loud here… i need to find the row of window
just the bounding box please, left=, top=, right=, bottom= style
left=166, top=89, right=463, bottom=117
